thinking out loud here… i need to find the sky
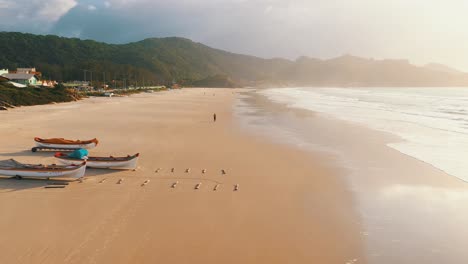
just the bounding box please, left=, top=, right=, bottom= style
left=1, top=0, right=468, bottom=71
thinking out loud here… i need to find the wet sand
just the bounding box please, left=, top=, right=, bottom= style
left=240, top=90, right=468, bottom=264
left=0, top=88, right=364, bottom=264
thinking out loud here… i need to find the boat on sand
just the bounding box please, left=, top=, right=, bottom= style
left=55, top=153, right=140, bottom=170
left=0, top=159, right=86, bottom=179
left=34, top=137, right=99, bottom=149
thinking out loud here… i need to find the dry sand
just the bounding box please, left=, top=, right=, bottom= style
left=0, top=88, right=363, bottom=264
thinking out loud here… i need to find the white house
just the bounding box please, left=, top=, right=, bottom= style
left=1, top=73, right=38, bottom=86
left=0, top=69, right=8, bottom=75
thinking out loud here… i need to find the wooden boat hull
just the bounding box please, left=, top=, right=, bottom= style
left=35, top=142, right=97, bottom=149
left=56, top=154, right=139, bottom=170
left=34, top=137, right=98, bottom=149
left=0, top=163, right=86, bottom=179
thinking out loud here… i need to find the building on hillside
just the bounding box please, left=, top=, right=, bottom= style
left=17, top=68, right=36, bottom=73
left=9, top=82, right=27, bottom=88
left=13, top=68, right=42, bottom=78
left=1, top=73, right=38, bottom=86
left=37, top=80, right=58, bottom=87
left=17, top=68, right=40, bottom=74
left=0, top=75, right=27, bottom=88
left=0, top=69, right=8, bottom=75
left=45, top=80, right=58, bottom=87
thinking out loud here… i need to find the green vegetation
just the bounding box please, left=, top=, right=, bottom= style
left=1, top=32, right=468, bottom=87
left=0, top=82, right=80, bottom=107
left=0, top=32, right=284, bottom=87
left=85, top=87, right=168, bottom=97
left=191, top=74, right=239, bottom=88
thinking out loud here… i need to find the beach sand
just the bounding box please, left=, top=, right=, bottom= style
left=0, top=88, right=364, bottom=264
left=241, top=90, right=468, bottom=264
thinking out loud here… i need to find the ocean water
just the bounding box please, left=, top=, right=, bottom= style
left=261, top=87, right=468, bottom=182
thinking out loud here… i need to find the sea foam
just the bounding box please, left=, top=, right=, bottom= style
left=261, top=87, right=468, bottom=182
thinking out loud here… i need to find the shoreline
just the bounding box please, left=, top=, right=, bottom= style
left=258, top=86, right=468, bottom=183
left=0, top=88, right=364, bottom=264
left=241, top=89, right=468, bottom=264
left=240, top=89, right=465, bottom=185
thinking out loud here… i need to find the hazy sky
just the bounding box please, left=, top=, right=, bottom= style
left=1, top=0, right=468, bottom=71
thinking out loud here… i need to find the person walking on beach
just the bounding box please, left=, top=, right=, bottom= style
left=213, top=113, right=217, bottom=122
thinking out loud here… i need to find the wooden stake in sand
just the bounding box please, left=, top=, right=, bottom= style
left=213, top=184, right=220, bottom=191
left=155, top=168, right=161, bottom=173
left=117, top=178, right=123, bottom=184
left=202, top=169, right=206, bottom=174
left=221, top=169, right=226, bottom=175
left=141, top=180, right=150, bottom=187
left=171, top=168, right=175, bottom=173
left=234, top=184, right=239, bottom=191
left=99, top=178, right=107, bottom=184
left=195, top=183, right=202, bottom=190
left=171, top=181, right=178, bottom=188
left=45, top=185, right=66, bottom=189
left=185, top=168, right=190, bottom=173
left=48, top=182, right=69, bottom=186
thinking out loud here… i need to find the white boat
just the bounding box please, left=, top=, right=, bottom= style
left=0, top=159, right=86, bottom=179
left=55, top=153, right=139, bottom=170
left=34, top=137, right=98, bottom=149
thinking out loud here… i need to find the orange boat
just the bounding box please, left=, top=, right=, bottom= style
left=34, top=137, right=99, bottom=150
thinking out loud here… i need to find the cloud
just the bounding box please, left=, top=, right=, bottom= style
left=38, top=0, right=77, bottom=22
left=0, top=0, right=16, bottom=9
left=0, top=0, right=77, bottom=31
left=2, top=0, right=468, bottom=70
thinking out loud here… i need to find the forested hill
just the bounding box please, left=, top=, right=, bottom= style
left=0, top=32, right=287, bottom=86
left=1, top=32, right=468, bottom=87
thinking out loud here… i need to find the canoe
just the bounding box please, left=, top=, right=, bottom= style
left=34, top=137, right=98, bottom=149
left=0, top=159, right=86, bottom=179
left=55, top=153, right=139, bottom=170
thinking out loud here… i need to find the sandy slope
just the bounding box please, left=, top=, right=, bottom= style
left=0, top=88, right=363, bottom=264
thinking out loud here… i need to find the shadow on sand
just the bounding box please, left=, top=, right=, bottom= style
left=0, top=177, right=76, bottom=192
left=0, top=149, right=58, bottom=158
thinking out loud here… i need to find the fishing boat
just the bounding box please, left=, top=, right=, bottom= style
left=55, top=153, right=139, bottom=170
left=0, top=159, right=86, bottom=179
left=34, top=137, right=99, bottom=150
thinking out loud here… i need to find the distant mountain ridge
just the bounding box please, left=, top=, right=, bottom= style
left=424, top=63, right=464, bottom=75
left=280, top=55, right=468, bottom=87
left=1, top=32, right=467, bottom=87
